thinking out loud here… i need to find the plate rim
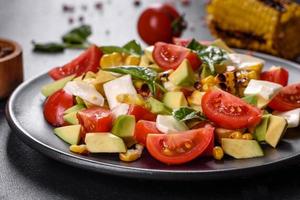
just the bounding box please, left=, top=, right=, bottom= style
left=5, top=50, right=300, bottom=180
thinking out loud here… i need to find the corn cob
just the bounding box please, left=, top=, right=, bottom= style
left=207, top=0, right=300, bottom=59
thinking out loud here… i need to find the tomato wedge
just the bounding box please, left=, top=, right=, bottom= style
left=77, top=107, right=113, bottom=138
left=172, top=37, right=191, bottom=47
left=146, top=127, right=214, bottom=165
left=48, top=45, right=102, bottom=80
left=43, top=89, right=74, bottom=127
left=202, top=89, right=262, bottom=129
left=134, top=120, right=161, bottom=145
left=127, top=104, right=157, bottom=122
left=260, top=67, right=289, bottom=86
left=268, top=83, right=300, bottom=111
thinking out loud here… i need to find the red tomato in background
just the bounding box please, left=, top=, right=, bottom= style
left=48, top=45, right=102, bottom=80
left=146, top=127, right=214, bottom=165
left=137, top=4, right=186, bottom=45
left=202, top=89, right=262, bottom=129
left=43, top=89, right=74, bottom=127
left=127, top=105, right=157, bottom=122
left=77, top=107, right=113, bottom=138
left=134, top=120, right=161, bottom=145
left=260, top=67, right=289, bottom=86
left=268, top=83, right=300, bottom=111
left=153, top=42, right=201, bottom=70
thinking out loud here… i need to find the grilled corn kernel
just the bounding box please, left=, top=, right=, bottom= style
left=69, top=145, right=88, bottom=154
left=116, top=93, right=145, bottom=106
left=100, top=52, right=123, bottom=68
left=119, top=144, right=144, bottom=162
left=213, top=146, right=224, bottom=160
left=201, top=75, right=218, bottom=91
left=229, top=131, right=243, bottom=139
left=242, top=133, right=253, bottom=140
left=125, top=55, right=141, bottom=65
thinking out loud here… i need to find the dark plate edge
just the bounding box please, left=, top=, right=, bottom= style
left=5, top=51, right=300, bottom=180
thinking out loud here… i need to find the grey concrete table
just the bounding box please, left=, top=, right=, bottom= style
left=1, top=0, right=300, bottom=199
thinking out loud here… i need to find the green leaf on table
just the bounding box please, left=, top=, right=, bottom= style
left=172, top=107, right=206, bottom=122
left=62, top=25, right=92, bottom=44
left=32, top=42, right=65, bottom=53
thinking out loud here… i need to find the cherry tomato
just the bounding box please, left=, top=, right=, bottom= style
left=202, top=89, right=262, bottom=129
left=137, top=4, right=186, bottom=45
left=146, top=127, right=214, bottom=165
left=268, top=83, right=300, bottom=111
left=48, top=45, right=102, bottom=80
left=172, top=37, right=191, bottom=47
left=43, top=89, right=74, bottom=127
left=185, top=51, right=202, bottom=71
left=77, top=107, right=113, bottom=139
left=134, top=120, right=161, bottom=145
left=127, top=104, right=157, bottom=122
left=260, top=67, right=289, bottom=86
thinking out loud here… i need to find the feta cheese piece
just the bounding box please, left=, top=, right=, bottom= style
left=64, top=81, right=104, bottom=106
left=103, top=75, right=137, bottom=109
left=156, top=115, right=188, bottom=134
left=111, top=103, right=129, bottom=119
left=229, top=53, right=265, bottom=71
left=244, top=80, right=282, bottom=108
left=273, top=108, right=300, bottom=128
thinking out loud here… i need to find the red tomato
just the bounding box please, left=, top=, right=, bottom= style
left=146, top=127, right=214, bottom=165
left=260, top=67, right=289, bottom=86
left=186, top=52, right=202, bottom=71
left=268, top=83, right=300, bottom=111
left=43, top=89, right=74, bottom=127
left=137, top=4, right=186, bottom=45
left=127, top=105, right=157, bottom=121
left=134, top=120, right=161, bottom=145
left=172, top=37, right=191, bottom=47
left=202, top=89, right=262, bottom=129
left=48, top=45, right=102, bottom=80
left=77, top=108, right=113, bottom=138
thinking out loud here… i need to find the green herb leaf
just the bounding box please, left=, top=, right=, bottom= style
left=123, top=40, right=142, bottom=55
left=187, top=39, right=229, bottom=75
left=100, top=40, right=142, bottom=55
left=62, top=25, right=92, bottom=44
left=172, top=107, right=206, bottom=122
left=32, top=42, right=65, bottom=53
left=242, top=95, right=258, bottom=106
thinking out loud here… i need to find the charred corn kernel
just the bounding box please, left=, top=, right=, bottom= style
left=125, top=55, right=141, bottom=65
left=201, top=75, right=218, bottom=91
left=213, top=146, right=224, bottom=160
left=119, top=144, right=144, bottom=162
left=70, top=145, right=88, bottom=154
left=236, top=70, right=258, bottom=96
left=100, top=52, right=123, bottom=68
left=229, top=131, right=243, bottom=139
left=116, top=93, right=145, bottom=106
left=242, top=133, right=253, bottom=140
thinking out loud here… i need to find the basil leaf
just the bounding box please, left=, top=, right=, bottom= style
left=100, top=40, right=142, bottom=55
left=172, top=107, right=206, bottom=122
left=62, top=25, right=91, bottom=44
left=33, top=42, right=65, bottom=53
left=123, top=40, right=142, bottom=55
left=187, top=39, right=229, bottom=75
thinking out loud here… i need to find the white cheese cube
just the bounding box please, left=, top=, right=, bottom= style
left=156, top=115, right=188, bottom=134
left=103, top=75, right=137, bottom=109
left=229, top=53, right=265, bottom=70
left=273, top=108, right=300, bottom=128
left=111, top=103, right=129, bottom=119
left=64, top=81, right=104, bottom=106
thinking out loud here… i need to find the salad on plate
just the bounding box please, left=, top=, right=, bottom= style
left=41, top=38, right=300, bottom=165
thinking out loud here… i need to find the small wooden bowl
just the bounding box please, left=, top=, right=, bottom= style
left=0, top=38, right=23, bottom=99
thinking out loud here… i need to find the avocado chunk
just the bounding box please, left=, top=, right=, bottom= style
left=111, top=115, right=136, bottom=145
left=54, top=125, right=81, bottom=145
left=146, top=97, right=171, bottom=115
left=265, top=115, right=287, bottom=148
left=163, top=91, right=188, bottom=109
left=85, top=132, right=126, bottom=153
left=41, top=74, right=75, bottom=97
left=63, top=111, right=80, bottom=125
left=76, top=96, right=84, bottom=104
left=64, top=104, right=86, bottom=115
left=242, top=95, right=258, bottom=106
left=222, top=138, right=264, bottom=159
left=254, top=114, right=271, bottom=142
left=168, top=59, right=195, bottom=86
